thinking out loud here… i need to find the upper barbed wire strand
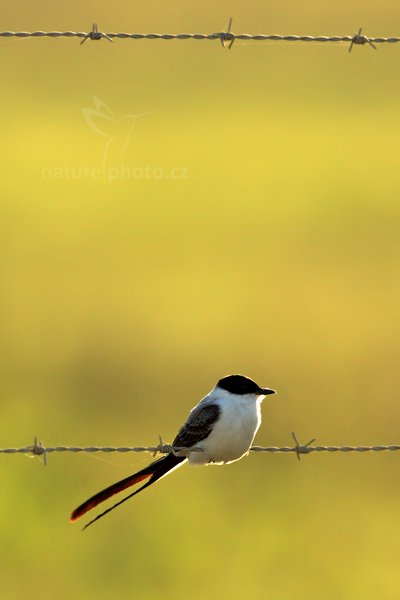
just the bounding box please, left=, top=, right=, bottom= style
left=1, top=436, right=400, bottom=467
left=0, top=28, right=399, bottom=47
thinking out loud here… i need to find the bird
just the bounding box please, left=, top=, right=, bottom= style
left=70, top=374, right=276, bottom=529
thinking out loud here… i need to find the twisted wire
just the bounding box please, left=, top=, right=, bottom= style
left=2, top=436, right=400, bottom=466
left=0, top=23, right=398, bottom=50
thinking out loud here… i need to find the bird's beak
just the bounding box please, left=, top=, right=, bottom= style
left=259, top=388, right=276, bottom=395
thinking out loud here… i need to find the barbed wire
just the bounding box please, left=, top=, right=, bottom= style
left=0, top=20, right=399, bottom=52
left=1, top=434, right=400, bottom=465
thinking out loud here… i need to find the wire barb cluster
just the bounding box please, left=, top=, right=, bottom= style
left=2, top=435, right=400, bottom=466
left=0, top=19, right=399, bottom=52
left=348, top=27, right=377, bottom=53
left=80, top=22, right=113, bottom=45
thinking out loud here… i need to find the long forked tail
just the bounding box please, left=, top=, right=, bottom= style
left=70, top=454, right=186, bottom=530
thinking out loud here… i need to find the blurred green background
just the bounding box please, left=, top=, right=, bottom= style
left=1, top=1, right=400, bottom=598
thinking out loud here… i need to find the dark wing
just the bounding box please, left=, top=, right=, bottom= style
left=172, top=403, right=221, bottom=448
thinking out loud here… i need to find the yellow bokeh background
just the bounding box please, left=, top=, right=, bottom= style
left=1, top=1, right=400, bottom=598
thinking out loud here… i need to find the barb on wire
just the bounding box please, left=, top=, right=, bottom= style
left=349, top=27, right=377, bottom=53
left=0, top=22, right=399, bottom=52
left=31, top=436, right=47, bottom=465
left=2, top=436, right=400, bottom=466
left=291, top=431, right=316, bottom=461
left=80, top=22, right=113, bottom=45
left=220, top=16, right=235, bottom=49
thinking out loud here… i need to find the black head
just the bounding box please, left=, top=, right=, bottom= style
left=217, top=374, right=276, bottom=396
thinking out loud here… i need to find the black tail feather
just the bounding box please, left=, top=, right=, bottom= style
left=71, top=454, right=186, bottom=529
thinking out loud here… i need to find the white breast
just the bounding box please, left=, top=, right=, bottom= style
left=188, top=392, right=262, bottom=466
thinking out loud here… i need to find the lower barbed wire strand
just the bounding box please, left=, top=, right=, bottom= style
left=2, top=441, right=400, bottom=457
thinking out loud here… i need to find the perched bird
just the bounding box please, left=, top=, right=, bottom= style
left=71, top=374, right=276, bottom=529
